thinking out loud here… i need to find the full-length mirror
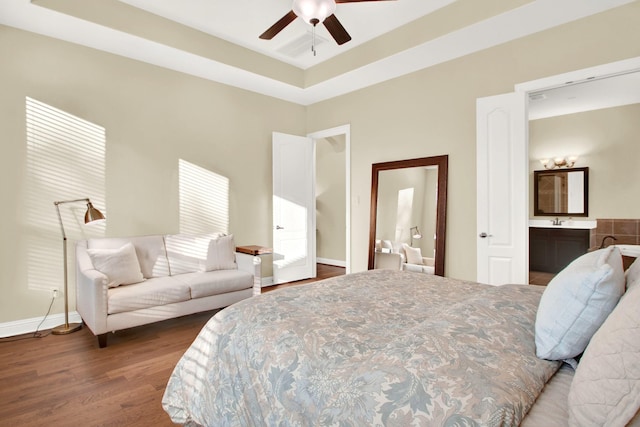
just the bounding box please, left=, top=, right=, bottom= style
left=368, top=155, right=448, bottom=276
left=534, top=167, right=589, bottom=216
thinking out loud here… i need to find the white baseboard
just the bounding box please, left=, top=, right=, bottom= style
left=0, top=311, right=82, bottom=338
left=317, top=257, right=346, bottom=268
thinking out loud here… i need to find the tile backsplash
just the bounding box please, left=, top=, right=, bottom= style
left=595, top=219, right=640, bottom=269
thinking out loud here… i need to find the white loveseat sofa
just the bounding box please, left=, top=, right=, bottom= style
left=76, top=232, right=260, bottom=347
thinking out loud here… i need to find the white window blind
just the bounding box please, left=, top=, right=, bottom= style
left=179, top=159, right=229, bottom=235
left=24, top=97, right=106, bottom=292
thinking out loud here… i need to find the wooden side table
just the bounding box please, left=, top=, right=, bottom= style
left=236, top=245, right=273, bottom=256
left=236, top=246, right=272, bottom=293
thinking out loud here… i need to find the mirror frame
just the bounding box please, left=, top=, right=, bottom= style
left=533, top=167, right=589, bottom=217
left=368, top=155, right=448, bottom=275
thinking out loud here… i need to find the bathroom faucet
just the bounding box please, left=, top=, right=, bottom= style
left=599, top=235, right=617, bottom=249
left=552, top=217, right=563, bottom=226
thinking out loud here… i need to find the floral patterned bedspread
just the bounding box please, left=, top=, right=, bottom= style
left=162, top=270, right=560, bottom=426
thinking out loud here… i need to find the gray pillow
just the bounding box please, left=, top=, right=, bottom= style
left=568, top=277, right=640, bottom=426
left=535, top=246, right=625, bottom=360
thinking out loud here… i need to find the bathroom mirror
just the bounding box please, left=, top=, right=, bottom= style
left=368, top=155, right=448, bottom=275
left=534, top=167, right=589, bottom=216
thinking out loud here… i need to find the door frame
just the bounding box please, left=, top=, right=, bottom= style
left=307, top=124, right=351, bottom=274
left=477, top=56, right=640, bottom=282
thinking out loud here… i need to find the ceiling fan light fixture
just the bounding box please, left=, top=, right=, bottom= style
left=292, top=0, right=336, bottom=25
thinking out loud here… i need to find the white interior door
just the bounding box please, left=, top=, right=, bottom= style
left=273, top=132, right=315, bottom=284
left=476, top=92, right=528, bottom=285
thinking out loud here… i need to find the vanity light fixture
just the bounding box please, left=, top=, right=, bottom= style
left=540, top=156, right=578, bottom=169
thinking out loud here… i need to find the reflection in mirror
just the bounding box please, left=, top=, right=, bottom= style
left=368, top=156, right=448, bottom=276
left=534, top=167, right=589, bottom=216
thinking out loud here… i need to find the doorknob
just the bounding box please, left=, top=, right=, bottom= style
left=276, top=225, right=284, bottom=230
left=479, top=232, right=492, bottom=238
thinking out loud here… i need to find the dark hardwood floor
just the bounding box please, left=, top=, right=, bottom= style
left=263, top=263, right=346, bottom=292
left=0, top=264, right=345, bottom=426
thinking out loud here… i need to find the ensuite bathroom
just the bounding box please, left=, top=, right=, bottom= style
left=527, top=71, right=640, bottom=285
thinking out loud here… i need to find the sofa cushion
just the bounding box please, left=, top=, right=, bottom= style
left=107, top=276, right=191, bottom=315
left=87, top=242, right=144, bottom=288
left=174, top=270, right=253, bottom=299
left=164, top=233, right=225, bottom=275
left=402, top=263, right=435, bottom=274
left=204, top=234, right=237, bottom=271
left=87, top=235, right=169, bottom=278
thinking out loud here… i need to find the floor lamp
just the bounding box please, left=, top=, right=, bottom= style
left=410, top=226, right=422, bottom=247
left=52, top=198, right=105, bottom=335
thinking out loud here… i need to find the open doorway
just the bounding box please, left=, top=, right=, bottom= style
left=476, top=56, right=640, bottom=285
left=308, top=125, right=351, bottom=274
left=526, top=69, right=640, bottom=285
left=269, top=125, right=351, bottom=287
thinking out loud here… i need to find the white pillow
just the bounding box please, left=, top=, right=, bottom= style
left=568, top=278, right=640, bottom=427
left=87, top=242, right=145, bottom=288
left=403, top=244, right=424, bottom=265
left=203, top=234, right=237, bottom=271
left=626, top=257, right=640, bottom=290
left=535, top=246, right=625, bottom=361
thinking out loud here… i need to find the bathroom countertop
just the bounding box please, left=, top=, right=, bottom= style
left=529, top=219, right=597, bottom=230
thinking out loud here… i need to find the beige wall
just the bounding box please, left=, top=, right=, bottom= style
left=1, top=2, right=639, bottom=325
left=529, top=103, right=640, bottom=220
left=0, top=26, right=306, bottom=323
left=307, top=2, right=640, bottom=280
left=316, top=136, right=346, bottom=262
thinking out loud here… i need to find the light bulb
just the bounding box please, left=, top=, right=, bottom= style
left=292, top=0, right=336, bottom=25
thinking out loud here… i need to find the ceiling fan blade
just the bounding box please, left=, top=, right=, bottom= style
left=323, top=14, right=352, bottom=45
left=259, top=10, right=297, bottom=40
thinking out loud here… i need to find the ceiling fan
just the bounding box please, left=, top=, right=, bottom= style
left=259, top=0, right=396, bottom=47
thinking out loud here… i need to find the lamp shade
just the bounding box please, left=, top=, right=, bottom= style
left=84, top=202, right=105, bottom=223
left=293, top=0, right=336, bottom=24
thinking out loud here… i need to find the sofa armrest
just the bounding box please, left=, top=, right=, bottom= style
left=236, top=252, right=262, bottom=296
left=76, top=243, right=109, bottom=335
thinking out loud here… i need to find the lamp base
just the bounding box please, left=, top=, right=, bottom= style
left=51, top=322, right=82, bottom=335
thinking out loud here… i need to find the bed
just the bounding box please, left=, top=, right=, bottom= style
left=163, top=247, right=640, bottom=426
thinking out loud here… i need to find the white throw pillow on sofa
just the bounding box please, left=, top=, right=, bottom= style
left=87, top=242, right=145, bottom=288
left=203, top=234, right=237, bottom=271
left=535, top=246, right=625, bottom=361
left=165, top=232, right=225, bottom=275
left=403, top=244, right=424, bottom=265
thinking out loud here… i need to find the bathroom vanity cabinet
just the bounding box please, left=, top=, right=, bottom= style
left=529, top=227, right=591, bottom=273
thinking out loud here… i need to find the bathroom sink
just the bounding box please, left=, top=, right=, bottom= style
left=528, top=219, right=597, bottom=230
left=615, top=245, right=640, bottom=257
